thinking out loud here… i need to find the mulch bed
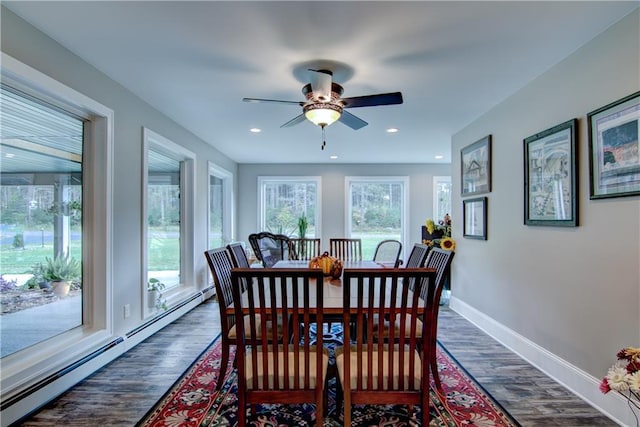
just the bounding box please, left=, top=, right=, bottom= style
left=0, top=288, right=81, bottom=315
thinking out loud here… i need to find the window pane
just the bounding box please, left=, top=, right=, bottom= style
left=0, top=84, right=83, bottom=358
left=349, top=181, right=404, bottom=259
left=262, top=180, right=317, bottom=237
left=147, top=151, right=180, bottom=289
left=209, top=175, right=224, bottom=248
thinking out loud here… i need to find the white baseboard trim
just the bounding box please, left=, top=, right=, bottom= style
left=449, top=296, right=634, bottom=427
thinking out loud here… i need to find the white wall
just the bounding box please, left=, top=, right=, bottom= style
left=237, top=163, right=451, bottom=254
left=450, top=9, right=639, bottom=425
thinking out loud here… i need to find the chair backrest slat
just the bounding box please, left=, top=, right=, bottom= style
left=227, top=242, right=250, bottom=268
left=404, top=243, right=430, bottom=268
left=290, top=238, right=321, bottom=261
left=203, top=247, right=235, bottom=331
left=329, top=238, right=362, bottom=262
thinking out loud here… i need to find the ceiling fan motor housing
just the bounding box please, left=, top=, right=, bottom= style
left=302, top=82, right=344, bottom=103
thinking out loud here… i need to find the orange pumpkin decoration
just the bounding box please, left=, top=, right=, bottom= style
left=309, top=251, right=343, bottom=279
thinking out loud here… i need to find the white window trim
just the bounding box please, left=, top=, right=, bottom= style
left=208, top=162, right=234, bottom=244
left=0, top=52, right=114, bottom=394
left=433, top=175, right=452, bottom=219
left=344, top=176, right=410, bottom=252
left=142, top=128, right=196, bottom=317
left=257, top=176, right=322, bottom=237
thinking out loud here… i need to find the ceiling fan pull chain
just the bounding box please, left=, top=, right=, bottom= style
left=321, top=125, right=326, bottom=150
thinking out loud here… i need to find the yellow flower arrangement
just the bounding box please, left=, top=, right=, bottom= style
left=423, top=214, right=455, bottom=250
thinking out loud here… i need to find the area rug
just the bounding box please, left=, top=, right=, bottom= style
left=137, top=329, right=521, bottom=427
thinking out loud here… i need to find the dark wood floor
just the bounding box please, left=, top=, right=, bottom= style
left=16, top=298, right=615, bottom=426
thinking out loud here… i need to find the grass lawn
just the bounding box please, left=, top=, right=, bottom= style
left=1, top=244, right=82, bottom=274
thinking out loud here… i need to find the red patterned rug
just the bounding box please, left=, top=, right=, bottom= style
left=137, top=334, right=520, bottom=426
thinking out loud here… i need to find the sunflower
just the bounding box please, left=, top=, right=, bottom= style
left=439, top=237, right=456, bottom=251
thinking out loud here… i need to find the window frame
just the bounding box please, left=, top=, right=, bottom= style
left=345, top=176, right=410, bottom=255
left=433, top=175, right=452, bottom=220
left=142, top=128, right=196, bottom=317
left=257, top=176, right=322, bottom=237
left=0, top=52, right=114, bottom=393
left=208, top=162, right=234, bottom=245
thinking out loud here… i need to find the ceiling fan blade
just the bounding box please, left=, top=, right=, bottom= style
left=308, top=69, right=332, bottom=102
left=341, top=92, right=403, bottom=108
left=339, top=110, right=368, bottom=130
left=280, top=113, right=307, bottom=128
left=243, top=97, right=303, bottom=106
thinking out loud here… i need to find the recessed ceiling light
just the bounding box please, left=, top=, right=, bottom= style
left=249, top=128, right=261, bottom=133
left=5, top=153, right=15, bottom=158
left=434, top=155, right=444, bottom=160
left=386, top=128, right=399, bottom=133
left=330, top=155, right=338, bottom=160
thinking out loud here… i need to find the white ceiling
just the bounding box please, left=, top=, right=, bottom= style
left=4, top=1, right=637, bottom=164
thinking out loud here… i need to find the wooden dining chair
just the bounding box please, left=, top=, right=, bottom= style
left=248, top=232, right=297, bottom=267
left=417, top=247, right=455, bottom=394
left=290, top=238, right=321, bottom=261
left=374, top=247, right=455, bottom=396
left=203, top=247, right=238, bottom=390
left=227, top=242, right=250, bottom=268
left=372, top=239, right=403, bottom=267
left=329, top=238, right=362, bottom=262
left=337, top=268, right=437, bottom=426
left=231, top=267, right=328, bottom=426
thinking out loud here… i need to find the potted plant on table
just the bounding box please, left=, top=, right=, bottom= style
left=43, top=254, right=81, bottom=297
left=297, top=214, right=308, bottom=238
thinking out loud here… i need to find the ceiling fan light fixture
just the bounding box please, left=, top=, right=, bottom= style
left=304, top=103, right=342, bottom=127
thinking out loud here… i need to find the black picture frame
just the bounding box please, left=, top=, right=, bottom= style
left=524, top=119, right=578, bottom=227
left=463, top=197, right=487, bottom=240
left=461, top=135, right=492, bottom=196
left=588, top=91, right=640, bottom=199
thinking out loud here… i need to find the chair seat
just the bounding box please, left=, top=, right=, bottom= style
left=335, top=344, right=423, bottom=390
left=245, top=345, right=330, bottom=389
left=371, top=313, right=424, bottom=338
left=228, top=314, right=283, bottom=340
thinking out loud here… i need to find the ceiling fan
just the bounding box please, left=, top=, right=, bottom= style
left=243, top=69, right=403, bottom=149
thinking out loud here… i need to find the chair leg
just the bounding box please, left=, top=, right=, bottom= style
left=421, top=386, right=431, bottom=426
left=216, top=340, right=230, bottom=391
left=343, top=391, right=351, bottom=427
left=432, top=355, right=444, bottom=395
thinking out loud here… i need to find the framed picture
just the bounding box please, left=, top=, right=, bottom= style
left=461, top=135, right=491, bottom=196
left=463, top=197, right=487, bottom=240
left=523, top=119, right=578, bottom=227
left=588, top=91, right=640, bottom=199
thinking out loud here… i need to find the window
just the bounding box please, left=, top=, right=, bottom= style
left=143, top=128, right=195, bottom=314
left=0, top=52, right=113, bottom=394
left=346, top=177, right=409, bottom=259
left=433, top=176, right=452, bottom=221
left=0, top=84, right=84, bottom=357
left=208, top=163, right=233, bottom=249
left=258, top=177, right=321, bottom=237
